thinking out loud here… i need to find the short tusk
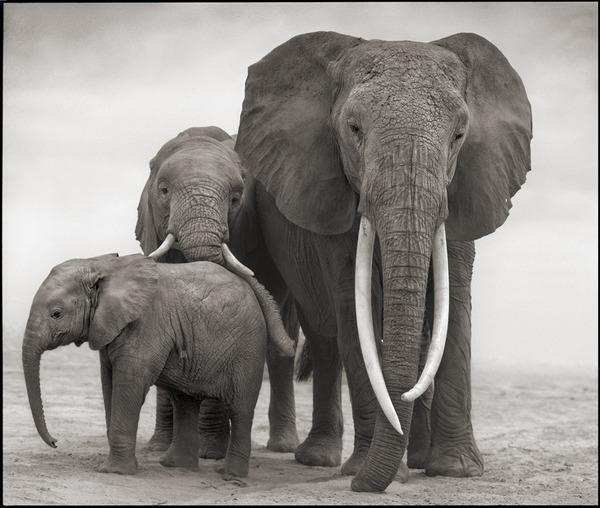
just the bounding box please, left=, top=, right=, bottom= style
left=401, top=224, right=449, bottom=402
left=355, top=216, right=403, bottom=436
left=148, top=233, right=175, bottom=259
left=222, top=243, right=255, bottom=277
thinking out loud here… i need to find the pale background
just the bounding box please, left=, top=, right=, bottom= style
left=3, top=2, right=598, bottom=370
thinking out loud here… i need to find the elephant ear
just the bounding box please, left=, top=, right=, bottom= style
left=87, top=254, right=158, bottom=350
left=236, top=31, right=364, bottom=235
left=230, top=173, right=259, bottom=260
left=432, top=33, right=533, bottom=240
left=135, top=177, right=159, bottom=255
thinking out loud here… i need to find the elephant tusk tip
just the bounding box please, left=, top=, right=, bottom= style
left=401, top=390, right=417, bottom=402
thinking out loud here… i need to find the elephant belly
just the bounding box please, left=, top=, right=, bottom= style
left=155, top=349, right=233, bottom=402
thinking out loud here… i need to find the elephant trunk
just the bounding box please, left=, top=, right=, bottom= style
left=352, top=145, right=446, bottom=492
left=22, top=330, right=57, bottom=448
left=176, top=221, right=225, bottom=265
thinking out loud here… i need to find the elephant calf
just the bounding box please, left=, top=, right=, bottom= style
left=22, top=253, right=295, bottom=479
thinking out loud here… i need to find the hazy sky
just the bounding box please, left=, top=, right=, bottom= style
left=3, top=3, right=598, bottom=369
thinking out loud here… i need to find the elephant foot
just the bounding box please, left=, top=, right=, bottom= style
left=217, top=456, right=250, bottom=479
left=97, top=455, right=138, bottom=475
left=198, top=432, right=229, bottom=460
left=160, top=448, right=199, bottom=469
left=267, top=428, right=300, bottom=452
left=144, top=431, right=172, bottom=452
left=340, top=447, right=369, bottom=475
left=295, top=434, right=342, bottom=467
left=425, top=442, right=484, bottom=477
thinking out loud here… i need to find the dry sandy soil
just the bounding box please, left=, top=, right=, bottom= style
left=3, top=342, right=597, bottom=505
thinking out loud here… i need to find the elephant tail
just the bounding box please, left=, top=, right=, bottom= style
left=295, top=338, right=312, bottom=381
left=241, top=274, right=296, bottom=357
left=280, top=293, right=311, bottom=381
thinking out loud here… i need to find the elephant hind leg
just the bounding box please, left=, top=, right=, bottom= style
left=197, top=398, right=230, bottom=460
left=145, top=386, right=173, bottom=451
left=159, top=390, right=201, bottom=469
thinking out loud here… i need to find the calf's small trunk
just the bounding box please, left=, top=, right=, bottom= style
left=22, top=337, right=57, bottom=448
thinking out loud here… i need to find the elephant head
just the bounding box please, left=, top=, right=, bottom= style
left=136, top=126, right=255, bottom=270
left=22, top=254, right=158, bottom=448
left=236, top=31, right=532, bottom=490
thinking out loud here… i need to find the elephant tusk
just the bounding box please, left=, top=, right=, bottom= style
left=401, top=224, right=449, bottom=402
left=355, top=216, right=403, bottom=436
left=222, top=243, right=255, bottom=277
left=148, top=233, right=175, bottom=259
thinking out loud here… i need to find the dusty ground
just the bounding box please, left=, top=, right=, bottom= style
left=3, top=342, right=598, bottom=505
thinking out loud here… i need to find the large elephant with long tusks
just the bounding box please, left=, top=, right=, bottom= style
left=136, top=126, right=300, bottom=457
left=235, top=31, right=532, bottom=492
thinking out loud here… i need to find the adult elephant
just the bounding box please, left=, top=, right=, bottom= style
left=136, top=126, right=300, bottom=457
left=235, top=31, right=532, bottom=492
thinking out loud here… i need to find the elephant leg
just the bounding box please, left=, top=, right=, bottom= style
left=197, top=398, right=230, bottom=460
left=160, top=390, right=201, bottom=469
left=426, top=240, right=484, bottom=477
left=145, top=386, right=173, bottom=451
left=266, top=346, right=299, bottom=452
left=408, top=281, right=434, bottom=469
left=220, top=409, right=253, bottom=479
left=294, top=315, right=343, bottom=467
left=334, top=286, right=377, bottom=476
left=100, top=350, right=112, bottom=437
left=98, top=364, right=147, bottom=475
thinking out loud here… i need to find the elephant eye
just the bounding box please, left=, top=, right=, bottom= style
left=231, top=193, right=241, bottom=207
left=450, top=132, right=465, bottom=152
left=158, top=183, right=169, bottom=196
left=348, top=121, right=361, bottom=136
left=50, top=309, right=62, bottom=319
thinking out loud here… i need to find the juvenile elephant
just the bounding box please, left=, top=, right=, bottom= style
left=136, top=126, right=299, bottom=456
left=22, top=253, right=295, bottom=479
left=235, top=32, right=532, bottom=491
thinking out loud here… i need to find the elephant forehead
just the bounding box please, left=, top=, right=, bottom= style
left=161, top=149, right=243, bottom=184
left=341, top=40, right=466, bottom=93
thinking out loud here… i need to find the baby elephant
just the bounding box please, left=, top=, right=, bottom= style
left=22, top=253, right=294, bottom=479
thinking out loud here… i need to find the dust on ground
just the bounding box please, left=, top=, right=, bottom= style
left=3, top=343, right=597, bottom=505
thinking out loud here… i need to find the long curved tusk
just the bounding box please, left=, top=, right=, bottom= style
left=355, top=216, right=403, bottom=436
left=222, top=243, right=255, bottom=277
left=401, top=223, right=449, bottom=402
left=148, top=233, right=175, bottom=259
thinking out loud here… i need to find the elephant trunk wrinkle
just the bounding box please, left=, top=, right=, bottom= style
left=22, top=338, right=57, bottom=448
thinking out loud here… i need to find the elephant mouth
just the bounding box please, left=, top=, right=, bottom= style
left=146, top=233, right=255, bottom=277
left=74, top=340, right=84, bottom=347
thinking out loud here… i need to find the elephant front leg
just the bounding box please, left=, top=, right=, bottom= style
left=145, top=386, right=173, bottom=451
left=100, top=350, right=112, bottom=437
left=426, top=240, right=484, bottom=477
left=98, top=364, right=147, bottom=475
left=266, top=346, right=299, bottom=452
left=408, top=304, right=434, bottom=469
left=197, top=398, right=230, bottom=459
left=294, top=320, right=343, bottom=468
left=332, top=290, right=376, bottom=476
